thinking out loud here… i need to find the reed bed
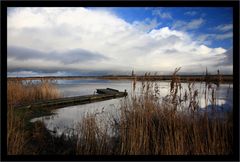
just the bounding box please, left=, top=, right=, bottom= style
left=75, top=114, right=112, bottom=155
left=6, top=69, right=233, bottom=155
left=115, top=96, right=232, bottom=155
left=74, top=68, right=233, bottom=155
left=7, top=79, right=61, bottom=155
left=7, top=79, right=61, bottom=107
left=7, top=105, right=26, bottom=155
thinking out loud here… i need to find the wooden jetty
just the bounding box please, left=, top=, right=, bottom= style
left=16, top=88, right=127, bottom=109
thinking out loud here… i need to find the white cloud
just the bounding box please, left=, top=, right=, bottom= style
left=198, top=32, right=232, bottom=42
left=133, top=18, right=161, bottom=32
left=196, top=34, right=213, bottom=46
left=215, top=32, right=233, bottom=40
left=173, top=18, right=204, bottom=31
left=215, top=24, right=233, bottom=32
left=184, top=11, right=197, bottom=16
left=152, top=9, right=172, bottom=19
left=7, top=7, right=231, bottom=75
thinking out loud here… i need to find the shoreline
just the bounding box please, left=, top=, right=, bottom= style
left=7, top=75, right=233, bottom=83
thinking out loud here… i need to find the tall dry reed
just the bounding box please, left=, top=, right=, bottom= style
left=7, top=105, right=26, bottom=155
left=116, top=96, right=232, bottom=155
left=74, top=69, right=233, bottom=155
left=75, top=114, right=112, bottom=155
left=7, top=79, right=62, bottom=155
left=7, top=71, right=233, bottom=155
left=7, top=79, right=61, bottom=106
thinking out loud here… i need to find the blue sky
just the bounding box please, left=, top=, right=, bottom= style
left=7, top=7, right=233, bottom=77
left=103, top=7, right=233, bottom=49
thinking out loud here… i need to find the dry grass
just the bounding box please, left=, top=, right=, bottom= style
left=74, top=68, right=233, bottom=155
left=7, top=105, right=26, bottom=155
left=7, top=79, right=61, bottom=155
left=7, top=79, right=61, bottom=107
left=75, top=114, right=112, bottom=155
left=6, top=70, right=233, bottom=155
left=116, top=96, right=232, bottom=155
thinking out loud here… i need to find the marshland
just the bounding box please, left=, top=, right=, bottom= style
left=7, top=69, right=233, bottom=155
left=6, top=7, right=235, bottom=156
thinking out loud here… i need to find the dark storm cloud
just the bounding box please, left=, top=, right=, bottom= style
left=8, top=46, right=109, bottom=75
left=7, top=67, right=69, bottom=74
left=8, top=46, right=44, bottom=60
left=7, top=67, right=116, bottom=77
left=55, top=49, right=108, bottom=64
left=8, top=46, right=108, bottom=64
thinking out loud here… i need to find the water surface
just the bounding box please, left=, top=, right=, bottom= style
left=31, top=79, right=233, bottom=136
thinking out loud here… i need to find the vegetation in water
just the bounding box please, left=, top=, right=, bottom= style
left=6, top=69, right=233, bottom=155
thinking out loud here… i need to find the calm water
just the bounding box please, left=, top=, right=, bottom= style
left=31, top=79, right=233, bottom=136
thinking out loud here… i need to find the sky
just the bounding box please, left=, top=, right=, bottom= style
left=7, top=7, right=233, bottom=77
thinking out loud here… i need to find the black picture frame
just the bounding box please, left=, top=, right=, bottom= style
left=1, top=0, right=239, bottom=161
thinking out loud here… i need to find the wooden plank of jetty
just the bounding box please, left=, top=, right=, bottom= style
left=15, top=88, right=127, bottom=109
left=97, top=88, right=119, bottom=94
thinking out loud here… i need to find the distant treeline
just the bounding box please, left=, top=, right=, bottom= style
left=8, top=74, right=233, bottom=83
left=101, top=75, right=233, bottom=84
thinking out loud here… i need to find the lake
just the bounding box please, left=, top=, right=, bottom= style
left=31, top=79, right=233, bottom=136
